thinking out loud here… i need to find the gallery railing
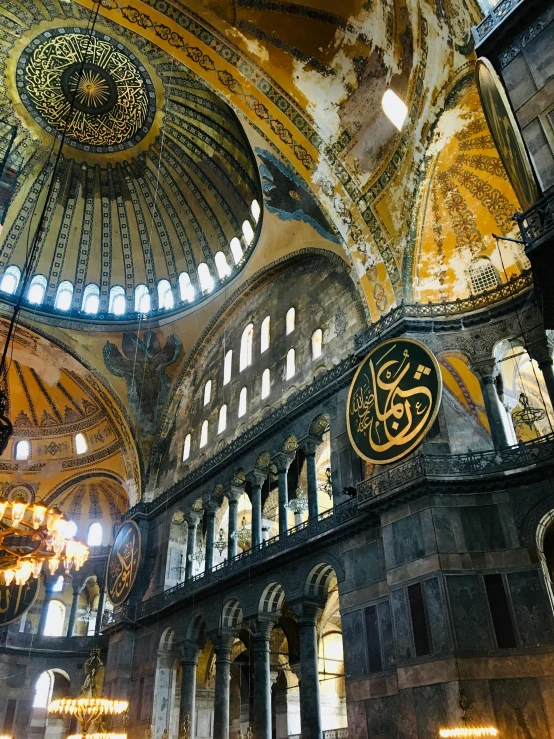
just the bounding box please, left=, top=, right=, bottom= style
left=0, top=631, right=108, bottom=652
left=472, top=0, right=526, bottom=45
left=515, top=188, right=554, bottom=249
left=289, top=731, right=348, bottom=739
left=357, top=432, right=554, bottom=505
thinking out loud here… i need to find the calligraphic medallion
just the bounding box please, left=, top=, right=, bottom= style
left=107, top=521, right=141, bottom=607
left=0, top=576, right=39, bottom=626
left=347, top=338, right=442, bottom=464
left=16, top=28, right=156, bottom=153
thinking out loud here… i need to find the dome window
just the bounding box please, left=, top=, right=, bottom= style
left=312, top=329, right=323, bottom=360
left=82, top=283, right=100, bottom=314
left=200, top=420, right=208, bottom=448
left=109, top=285, right=126, bottom=316
left=261, top=368, right=271, bottom=399
left=75, top=433, right=87, bottom=455
left=251, top=199, right=261, bottom=223
left=238, top=387, right=247, bottom=418
left=469, top=258, right=500, bottom=294
left=14, top=440, right=29, bottom=461
left=240, top=324, right=254, bottom=371
left=28, top=275, right=47, bottom=305
left=87, top=522, right=102, bottom=546
left=242, top=220, right=254, bottom=246
left=158, top=279, right=174, bottom=310
left=218, top=404, right=227, bottom=433
left=215, top=252, right=231, bottom=279
left=286, top=348, right=295, bottom=380
left=230, top=238, right=243, bottom=265
left=179, top=272, right=195, bottom=303
left=261, top=316, right=270, bottom=353
left=0, top=265, right=20, bottom=295
left=183, top=433, right=191, bottom=461
left=224, top=350, right=233, bottom=385
left=135, top=284, right=151, bottom=313
left=286, top=307, right=295, bottom=335
left=382, top=89, right=408, bottom=131
left=55, top=281, right=73, bottom=311
left=198, top=263, right=214, bottom=294
left=204, top=379, right=212, bottom=406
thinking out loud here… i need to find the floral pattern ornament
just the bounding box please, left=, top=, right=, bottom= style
left=104, top=331, right=182, bottom=436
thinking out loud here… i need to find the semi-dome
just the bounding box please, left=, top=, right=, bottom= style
left=0, top=4, right=262, bottom=325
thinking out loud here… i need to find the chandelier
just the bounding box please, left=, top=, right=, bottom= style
left=0, top=499, right=88, bottom=586
left=512, top=392, right=546, bottom=430
left=317, top=467, right=333, bottom=499
left=286, top=485, right=309, bottom=515
left=231, top=516, right=251, bottom=547
left=187, top=538, right=205, bottom=566
left=214, top=528, right=227, bottom=555
left=439, top=730, right=498, bottom=737
left=69, top=735, right=127, bottom=739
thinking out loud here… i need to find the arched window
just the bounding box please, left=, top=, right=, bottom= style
left=251, top=199, right=261, bottom=223
left=65, top=520, right=77, bottom=538
left=28, top=275, right=47, bottom=305
left=0, top=265, right=20, bottom=295
left=87, top=522, right=102, bottom=546
left=75, top=433, right=87, bottom=455
left=261, top=369, right=271, bottom=399
left=158, top=279, right=174, bottom=310
left=52, top=575, right=64, bottom=592
left=33, top=671, right=54, bottom=708
left=55, top=281, right=73, bottom=311
left=261, top=316, right=270, bottom=353
left=286, top=348, right=295, bottom=379
left=198, top=263, right=214, bottom=294
left=469, top=258, right=500, bottom=293
left=238, top=387, right=247, bottom=418
left=286, top=307, right=295, bottom=335
left=230, top=237, right=243, bottom=264
left=82, top=283, right=100, bottom=314
left=218, top=404, right=227, bottom=433
left=200, top=420, right=208, bottom=448
left=109, top=285, right=126, bottom=316
left=240, top=324, right=254, bottom=371
left=204, top=379, right=212, bottom=406
left=224, top=350, right=233, bottom=385
left=215, top=251, right=231, bottom=279
left=14, top=440, right=29, bottom=461
left=242, top=220, right=254, bottom=245
left=382, top=89, right=408, bottom=131
left=179, top=272, right=195, bottom=302
left=135, top=284, right=151, bottom=313
left=312, top=328, right=323, bottom=360
left=183, top=433, right=191, bottom=461
left=43, top=600, right=65, bottom=636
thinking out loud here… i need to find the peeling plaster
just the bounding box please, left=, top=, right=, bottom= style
left=226, top=27, right=269, bottom=62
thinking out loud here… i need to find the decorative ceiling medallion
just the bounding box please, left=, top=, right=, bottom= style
left=16, top=28, right=156, bottom=153
left=347, top=338, right=442, bottom=464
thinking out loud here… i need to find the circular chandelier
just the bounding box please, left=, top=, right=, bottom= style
left=439, top=729, right=498, bottom=737
left=512, top=392, right=546, bottom=430
left=317, top=468, right=333, bottom=499
left=231, top=516, right=251, bottom=547
left=286, top=485, right=309, bottom=515
left=0, top=498, right=88, bottom=585
left=214, top=527, right=227, bottom=555
left=49, top=698, right=128, bottom=737
left=69, top=735, right=127, bottom=739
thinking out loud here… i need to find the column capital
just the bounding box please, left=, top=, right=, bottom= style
left=273, top=452, right=295, bottom=472
left=472, top=357, right=499, bottom=382
left=203, top=497, right=220, bottom=515
left=180, top=640, right=202, bottom=664
left=527, top=333, right=554, bottom=366
left=247, top=616, right=275, bottom=642
left=185, top=510, right=202, bottom=526
left=301, top=436, right=320, bottom=456
left=224, top=477, right=245, bottom=502
left=247, top=468, right=267, bottom=488
left=209, top=629, right=236, bottom=653
left=290, top=599, right=322, bottom=624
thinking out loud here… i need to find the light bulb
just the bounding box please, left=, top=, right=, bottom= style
left=3, top=569, right=15, bottom=586
left=46, top=509, right=61, bottom=533
left=15, top=561, right=32, bottom=585
left=52, top=535, right=65, bottom=556
left=48, top=557, right=60, bottom=576
left=73, top=542, right=89, bottom=570
left=0, top=500, right=7, bottom=522
left=11, top=500, right=27, bottom=528
left=32, top=504, right=47, bottom=529
left=31, top=559, right=43, bottom=578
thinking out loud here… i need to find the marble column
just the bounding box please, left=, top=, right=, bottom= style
left=67, top=581, right=81, bottom=637
left=212, top=633, right=234, bottom=739
left=154, top=651, right=176, bottom=739
left=248, top=470, right=266, bottom=549
left=303, top=438, right=319, bottom=521
left=94, top=587, right=106, bottom=637
left=274, top=453, right=294, bottom=537
left=204, top=501, right=219, bottom=572
left=226, top=484, right=243, bottom=559
left=474, top=361, right=512, bottom=448
left=180, top=644, right=201, bottom=739
left=37, top=575, right=55, bottom=636
left=185, top=512, right=201, bottom=580
left=251, top=619, right=274, bottom=739
left=293, top=601, right=322, bottom=739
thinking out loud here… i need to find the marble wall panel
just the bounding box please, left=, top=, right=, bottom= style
left=392, top=514, right=425, bottom=568
left=490, top=677, right=551, bottom=738
left=391, top=587, right=413, bottom=661
left=446, top=574, right=492, bottom=651
left=507, top=569, right=554, bottom=646
left=459, top=505, right=506, bottom=551
left=424, top=577, right=450, bottom=653
left=342, top=539, right=385, bottom=592
left=413, top=684, right=448, bottom=739
left=342, top=609, right=368, bottom=679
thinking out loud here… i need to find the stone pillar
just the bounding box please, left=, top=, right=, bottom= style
left=293, top=601, right=322, bottom=739
left=274, top=453, right=294, bottom=537
left=37, top=575, right=55, bottom=636
left=248, top=470, right=266, bottom=549
left=303, top=438, right=319, bottom=520
left=180, top=644, right=201, bottom=739
left=67, top=581, right=81, bottom=637
left=474, top=361, right=512, bottom=448
left=226, top=482, right=244, bottom=560
left=250, top=618, right=274, bottom=739
left=94, top=586, right=106, bottom=637
left=212, top=632, right=235, bottom=739
left=154, top=651, right=176, bottom=739
left=185, top=512, right=201, bottom=580
left=204, top=501, right=219, bottom=572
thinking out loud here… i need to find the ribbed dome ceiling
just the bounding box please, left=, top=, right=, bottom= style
left=0, top=2, right=262, bottom=323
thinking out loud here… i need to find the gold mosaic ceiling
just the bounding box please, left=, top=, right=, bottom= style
left=0, top=2, right=261, bottom=320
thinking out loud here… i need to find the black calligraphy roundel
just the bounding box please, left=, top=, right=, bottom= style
left=107, top=521, right=141, bottom=607
left=0, top=576, right=39, bottom=626
left=347, top=338, right=442, bottom=464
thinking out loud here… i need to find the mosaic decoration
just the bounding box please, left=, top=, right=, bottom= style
left=256, top=148, right=339, bottom=243
left=347, top=338, right=442, bottom=464
left=104, top=331, right=182, bottom=436
left=107, top=520, right=141, bottom=606
left=16, top=28, right=156, bottom=152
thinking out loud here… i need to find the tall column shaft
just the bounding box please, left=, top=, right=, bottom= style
left=67, top=585, right=80, bottom=637
left=227, top=496, right=239, bottom=559
left=476, top=368, right=511, bottom=448
left=305, top=450, right=319, bottom=520
left=298, top=612, right=322, bottom=739
left=249, top=472, right=265, bottom=549
left=252, top=625, right=272, bottom=739
left=38, top=578, right=54, bottom=636
left=205, top=510, right=216, bottom=571
left=180, top=650, right=200, bottom=739
left=185, top=520, right=199, bottom=580
left=277, top=468, right=289, bottom=537
left=94, top=588, right=106, bottom=637
left=213, top=642, right=232, bottom=739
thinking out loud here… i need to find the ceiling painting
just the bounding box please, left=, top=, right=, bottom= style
left=439, top=352, right=490, bottom=436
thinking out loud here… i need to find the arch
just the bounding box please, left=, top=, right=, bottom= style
left=311, top=328, right=323, bottom=360
left=135, top=283, right=151, bottom=313
left=309, top=413, right=331, bottom=440
left=286, top=348, right=295, bottom=379
left=55, top=280, right=73, bottom=311
left=238, top=387, right=247, bottom=418
left=200, top=420, right=209, bottom=448
left=469, top=257, right=501, bottom=294
left=230, top=237, right=243, bottom=264
left=33, top=668, right=70, bottom=708
left=218, top=404, right=227, bottom=433
left=242, top=220, right=254, bottom=245
left=224, top=349, right=233, bottom=385
left=179, top=271, right=195, bottom=302
left=109, top=285, right=126, bottom=315
left=198, top=262, right=214, bottom=293
left=27, top=274, right=47, bottom=305
left=261, top=368, right=271, bottom=399
left=251, top=199, right=261, bottom=223
left=215, top=251, right=231, bottom=279
left=261, top=315, right=270, bottom=353
left=75, top=433, right=87, bottom=455
left=382, top=89, right=408, bottom=130
left=286, top=307, right=295, bottom=335
left=82, top=283, right=100, bottom=314
left=221, top=598, right=243, bottom=629
left=160, top=626, right=175, bottom=652
left=14, top=439, right=29, bottom=460
left=87, top=522, right=103, bottom=546
left=240, top=323, right=254, bottom=371
left=0, top=265, right=20, bottom=295
left=187, top=611, right=208, bottom=643
left=183, top=433, right=191, bottom=461
left=204, top=379, right=212, bottom=406
left=304, top=563, right=337, bottom=599
left=43, top=600, right=66, bottom=636
left=259, top=581, right=285, bottom=615
left=158, top=279, right=174, bottom=310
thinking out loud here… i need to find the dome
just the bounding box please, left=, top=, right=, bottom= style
left=0, top=6, right=262, bottom=326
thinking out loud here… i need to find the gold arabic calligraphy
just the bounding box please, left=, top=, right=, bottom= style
left=108, top=523, right=140, bottom=605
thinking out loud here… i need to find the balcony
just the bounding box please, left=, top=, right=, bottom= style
left=0, top=630, right=109, bottom=654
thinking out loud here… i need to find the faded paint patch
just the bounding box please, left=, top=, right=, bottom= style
left=226, top=27, right=269, bottom=62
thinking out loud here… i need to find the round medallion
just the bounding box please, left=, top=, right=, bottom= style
left=107, top=520, right=141, bottom=607
left=0, top=577, right=39, bottom=626
left=347, top=338, right=442, bottom=464
left=16, top=28, right=156, bottom=153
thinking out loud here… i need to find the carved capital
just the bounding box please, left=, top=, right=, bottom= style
left=300, top=436, right=319, bottom=456
left=246, top=469, right=267, bottom=489
left=184, top=511, right=202, bottom=527
left=289, top=598, right=322, bottom=624
left=209, top=629, right=236, bottom=655
left=247, top=616, right=275, bottom=643
left=273, top=452, right=295, bottom=473
left=203, top=497, right=220, bottom=515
